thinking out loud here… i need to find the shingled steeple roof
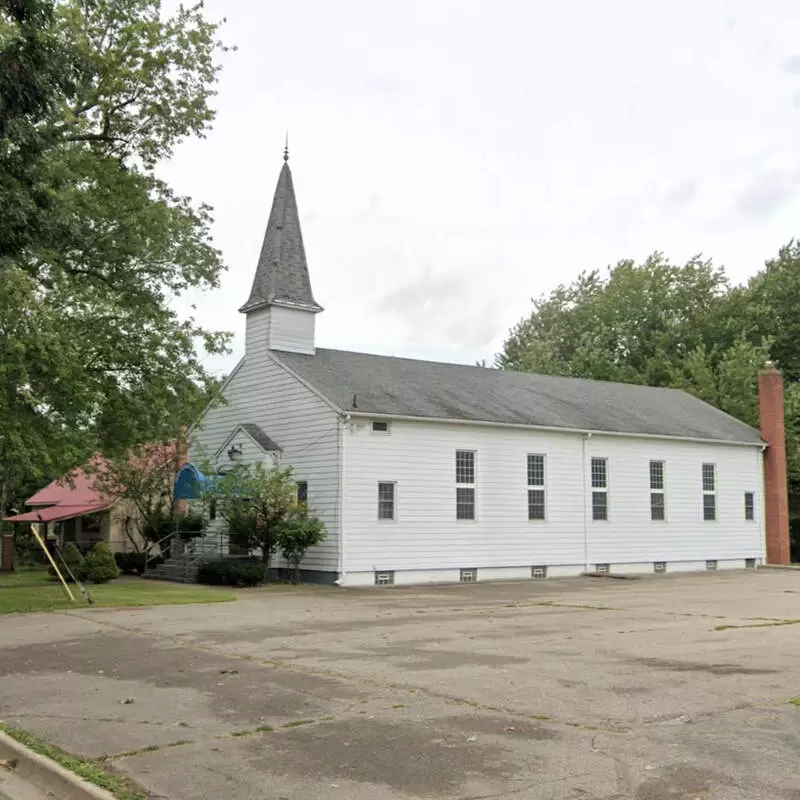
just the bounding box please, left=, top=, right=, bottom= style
left=239, top=155, right=322, bottom=314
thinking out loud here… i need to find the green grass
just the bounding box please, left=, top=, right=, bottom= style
left=0, top=570, right=235, bottom=614
left=0, top=723, right=147, bottom=800
left=788, top=697, right=800, bottom=706
left=714, top=619, right=800, bottom=631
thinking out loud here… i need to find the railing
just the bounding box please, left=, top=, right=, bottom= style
left=144, top=529, right=180, bottom=574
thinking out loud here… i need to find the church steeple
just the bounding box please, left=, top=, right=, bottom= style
left=240, top=154, right=322, bottom=315
left=241, top=153, right=322, bottom=356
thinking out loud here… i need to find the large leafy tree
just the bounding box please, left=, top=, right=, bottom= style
left=496, top=248, right=800, bottom=555
left=0, top=0, right=231, bottom=514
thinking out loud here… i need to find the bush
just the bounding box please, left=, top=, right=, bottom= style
left=49, top=542, right=86, bottom=582
left=114, top=552, right=164, bottom=575
left=84, top=542, right=120, bottom=584
left=197, top=558, right=264, bottom=587
left=277, top=510, right=326, bottom=584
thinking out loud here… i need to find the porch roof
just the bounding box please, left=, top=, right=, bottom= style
left=3, top=503, right=111, bottom=524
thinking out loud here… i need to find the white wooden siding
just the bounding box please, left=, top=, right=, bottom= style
left=245, top=305, right=316, bottom=355
left=341, top=418, right=764, bottom=577
left=191, top=312, right=340, bottom=570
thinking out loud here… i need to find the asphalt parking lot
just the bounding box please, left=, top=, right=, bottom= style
left=3, top=569, right=800, bottom=799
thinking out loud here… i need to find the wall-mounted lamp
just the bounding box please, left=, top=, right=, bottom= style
left=227, top=444, right=243, bottom=462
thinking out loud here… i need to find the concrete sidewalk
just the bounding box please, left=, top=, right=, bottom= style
left=3, top=570, right=800, bottom=798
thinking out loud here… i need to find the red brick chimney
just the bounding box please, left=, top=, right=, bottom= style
left=759, top=362, right=791, bottom=564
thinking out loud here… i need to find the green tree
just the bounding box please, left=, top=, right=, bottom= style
left=277, top=507, right=326, bottom=584
left=84, top=541, right=119, bottom=583
left=0, top=0, right=231, bottom=515
left=496, top=248, right=800, bottom=555
left=215, top=462, right=297, bottom=576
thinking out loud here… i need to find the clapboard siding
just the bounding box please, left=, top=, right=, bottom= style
left=341, top=418, right=764, bottom=574
left=191, top=310, right=340, bottom=570
left=341, top=419, right=587, bottom=572
left=585, top=435, right=764, bottom=563
left=244, top=305, right=316, bottom=355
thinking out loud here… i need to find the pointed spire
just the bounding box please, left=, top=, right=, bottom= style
left=283, top=131, right=289, bottom=163
left=239, top=152, right=322, bottom=315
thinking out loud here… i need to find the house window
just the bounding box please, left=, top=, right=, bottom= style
left=527, top=454, right=546, bottom=520
left=702, top=463, right=716, bottom=521
left=744, top=491, right=755, bottom=521
left=650, top=460, right=665, bottom=521
left=372, top=421, right=390, bottom=434
left=296, top=481, right=308, bottom=505
left=455, top=450, right=475, bottom=520
left=378, top=482, right=395, bottom=520
left=591, top=457, right=608, bottom=521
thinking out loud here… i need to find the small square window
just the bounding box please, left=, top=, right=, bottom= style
left=460, top=568, right=477, bottom=583
left=592, top=491, right=608, bottom=521
left=706, top=560, right=717, bottom=571
left=296, top=481, right=308, bottom=505
left=595, top=563, right=610, bottom=574
left=531, top=565, right=547, bottom=580
left=372, top=421, right=390, bottom=433
left=378, top=482, right=395, bottom=521
left=744, top=492, right=755, bottom=521
left=654, top=561, right=667, bottom=573
left=745, top=558, right=756, bottom=569
left=703, top=494, right=716, bottom=521
left=456, top=487, right=475, bottom=520
left=528, top=488, right=546, bottom=520
left=375, top=570, right=395, bottom=585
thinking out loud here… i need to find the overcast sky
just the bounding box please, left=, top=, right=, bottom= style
left=162, top=0, right=800, bottom=376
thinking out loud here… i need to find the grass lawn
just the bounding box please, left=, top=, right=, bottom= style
left=0, top=569, right=235, bottom=614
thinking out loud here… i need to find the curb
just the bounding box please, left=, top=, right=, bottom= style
left=760, top=564, right=800, bottom=570
left=0, top=732, right=116, bottom=800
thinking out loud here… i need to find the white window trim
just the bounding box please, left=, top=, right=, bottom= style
left=371, top=420, right=391, bottom=435
left=377, top=481, right=397, bottom=522
left=744, top=490, right=756, bottom=522
left=590, top=456, right=609, bottom=522
left=649, top=460, right=667, bottom=522
left=702, top=462, right=717, bottom=522
left=527, top=453, right=547, bottom=522
left=455, top=449, right=477, bottom=522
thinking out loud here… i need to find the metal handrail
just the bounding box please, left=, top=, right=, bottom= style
left=143, top=528, right=180, bottom=574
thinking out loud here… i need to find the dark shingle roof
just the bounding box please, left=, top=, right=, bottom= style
left=240, top=424, right=281, bottom=452
left=274, top=348, right=763, bottom=444
left=239, top=161, right=322, bottom=314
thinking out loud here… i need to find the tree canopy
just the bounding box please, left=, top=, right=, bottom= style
left=0, top=0, right=230, bottom=513
left=496, top=245, right=800, bottom=554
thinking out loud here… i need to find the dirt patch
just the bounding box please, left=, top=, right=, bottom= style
left=635, top=764, right=719, bottom=799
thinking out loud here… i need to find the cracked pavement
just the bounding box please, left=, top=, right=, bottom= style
left=2, top=570, right=800, bottom=798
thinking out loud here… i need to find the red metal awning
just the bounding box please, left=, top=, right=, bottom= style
left=3, top=503, right=111, bottom=524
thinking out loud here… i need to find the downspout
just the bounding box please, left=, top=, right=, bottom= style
left=335, top=413, right=350, bottom=585
left=582, top=432, right=592, bottom=572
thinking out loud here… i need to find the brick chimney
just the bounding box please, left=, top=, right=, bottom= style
left=759, top=362, right=791, bottom=564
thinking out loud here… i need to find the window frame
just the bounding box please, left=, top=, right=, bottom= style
left=649, top=460, right=666, bottom=522
left=455, top=449, right=476, bottom=521
left=371, top=420, right=391, bottom=434
left=590, top=457, right=609, bottom=521
left=744, top=491, right=755, bottom=521
left=702, top=463, right=716, bottom=521
left=296, top=480, right=308, bottom=506
left=377, top=481, right=396, bottom=521
left=527, top=453, right=546, bottom=521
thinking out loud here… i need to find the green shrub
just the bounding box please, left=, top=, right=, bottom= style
left=49, top=542, right=86, bottom=582
left=277, top=509, right=326, bottom=584
left=197, top=558, right=263, bottom=587
left=114, top=552, right=163, bottom=575
left=84, top=542, right=120, bottom=584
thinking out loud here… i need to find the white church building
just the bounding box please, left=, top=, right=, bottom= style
left=190, top=153, right=790, bottom=586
